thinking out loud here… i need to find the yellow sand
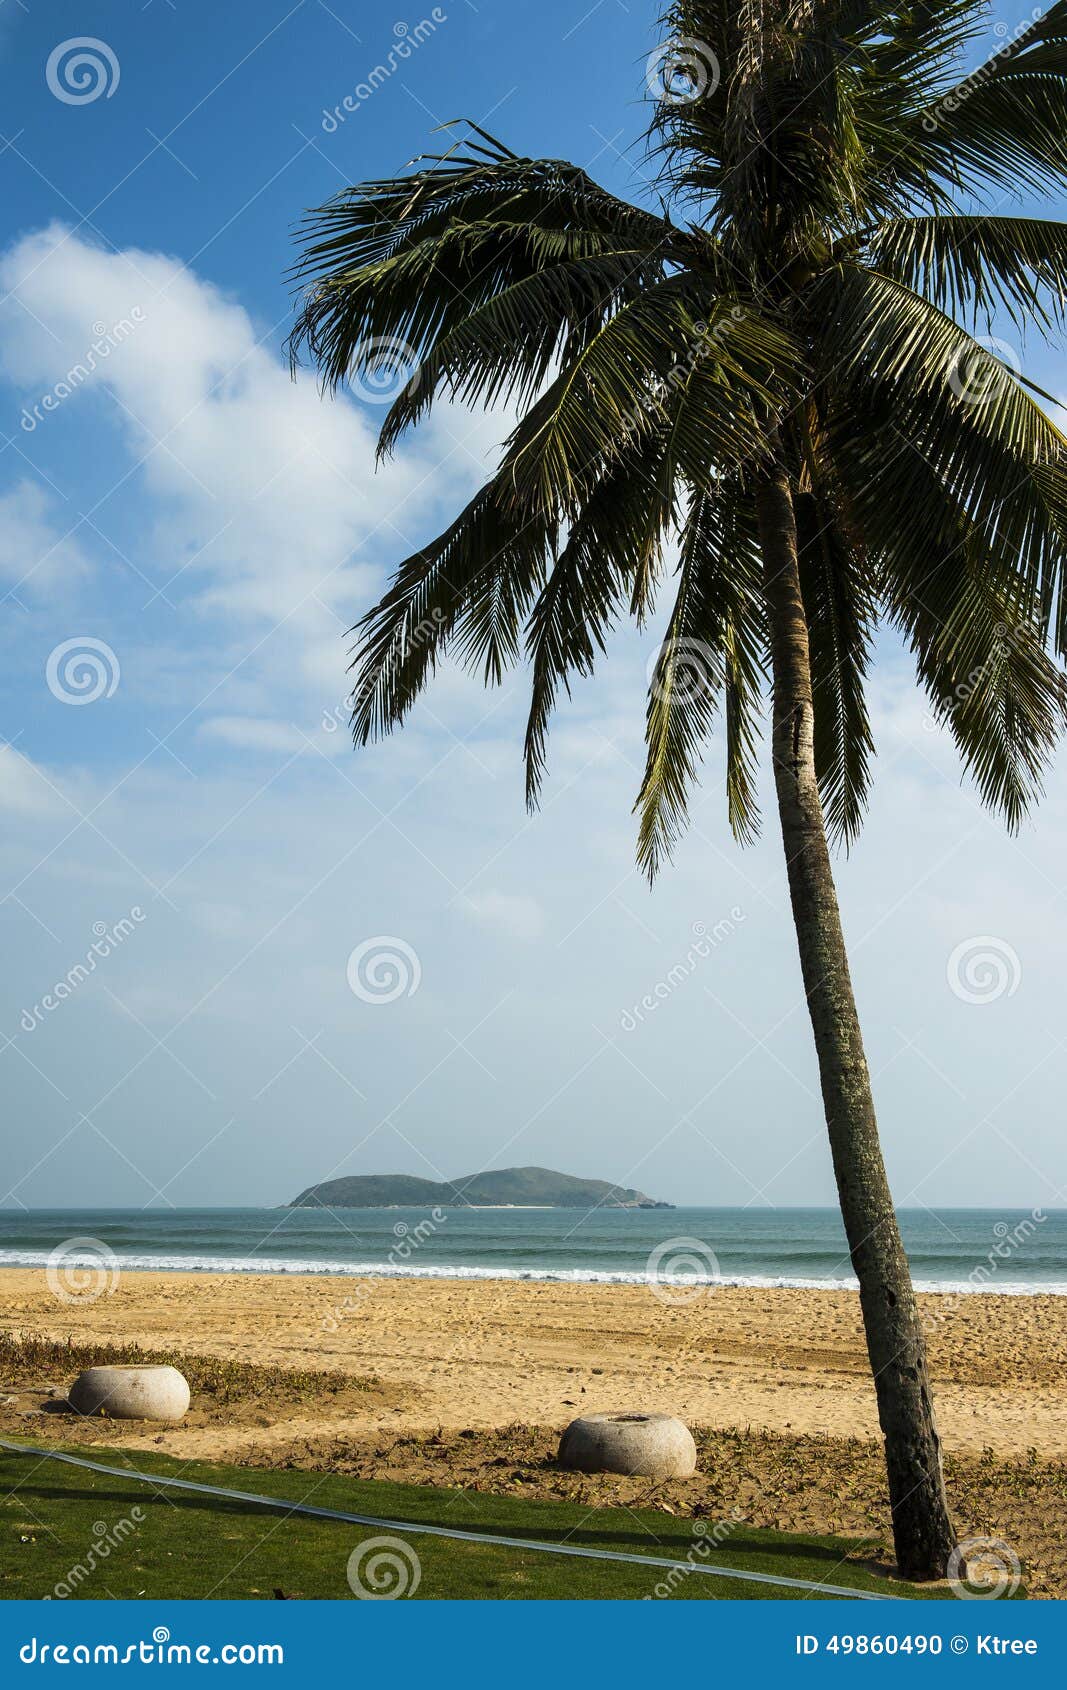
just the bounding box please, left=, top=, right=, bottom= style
left=2, top=1268, right=1063, bottom=1464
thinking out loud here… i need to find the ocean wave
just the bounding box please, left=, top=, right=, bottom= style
left=1, top=1248, right=1065, bottom=1294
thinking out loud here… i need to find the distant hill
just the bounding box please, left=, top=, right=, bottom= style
left=287, top=1166, right=673, bottom=1210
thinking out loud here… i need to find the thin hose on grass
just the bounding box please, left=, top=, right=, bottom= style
left=0, top=1439, right=898, bottom=1600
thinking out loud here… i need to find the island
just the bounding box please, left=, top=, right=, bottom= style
left=286, top=1165, right=674, bottom=1210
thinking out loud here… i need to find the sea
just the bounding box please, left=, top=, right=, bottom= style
left=1, top=1206, right=1065, bottom=1294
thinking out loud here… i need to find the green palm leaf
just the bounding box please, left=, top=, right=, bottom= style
left=794, top=484, right=876, bottom=846
left=295, top=10, right=1067, bottom=861
left=636, top=483, right=765, bottom=874
left=870, top=214, right=1067, bottom=330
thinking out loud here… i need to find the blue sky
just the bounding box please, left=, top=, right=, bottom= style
left=1, top=0, right=1066, bottom=1213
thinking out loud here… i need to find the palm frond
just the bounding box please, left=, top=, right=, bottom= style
left=289, top=134, right=680, bottom=394
left=919, top=571, right=1067, bottom=829
left=827, top=385, right=1067, bottom=826
left=870, top=214, right=1067, bottom=331
left=794, top=482, right=876, bottom=846
left=502, top=283, right=797, bottom=518
left=908, top=3, right=1067, bottom=198
left=349, top=472, right=555, bottom=744
left=636, top=483, right=765, bottom=874
left=291, top=8, right=1067, bottom=870
left=376, top=247, right=663, bottom=455
left=816, top=265, right=1067, bottom=636
left=523, top=433, right=674, bottom=806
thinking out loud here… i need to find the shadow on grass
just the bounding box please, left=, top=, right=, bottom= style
left=6, top=1474, right=874, bottom=1578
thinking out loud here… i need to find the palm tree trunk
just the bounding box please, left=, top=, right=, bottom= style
left=753, top=457, right=958, bottom=1581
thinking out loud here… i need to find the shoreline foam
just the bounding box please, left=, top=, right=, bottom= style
left=1, top=1246, right=1065, bottom=1294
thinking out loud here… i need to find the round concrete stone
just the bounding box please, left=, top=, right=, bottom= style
left=557, top=1411, right=697, bottom=1478
left=68, top=1365, right=190, bottom=1422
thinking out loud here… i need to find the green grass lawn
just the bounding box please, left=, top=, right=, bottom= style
left=0, top=1441, right=955, bottom=1601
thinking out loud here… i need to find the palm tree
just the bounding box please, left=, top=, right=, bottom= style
left=290, top=0, right=1067, bottom=1578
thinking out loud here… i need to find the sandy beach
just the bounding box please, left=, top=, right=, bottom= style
left=2, top=1267, right=1065, bottom=1459
left=4, top=1269, right=1066, bottom=1593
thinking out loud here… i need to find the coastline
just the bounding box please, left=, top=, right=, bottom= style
left=4, top=1205, right=1059, bottom=1297
left=2, top=1248, right=1064, bottom=1295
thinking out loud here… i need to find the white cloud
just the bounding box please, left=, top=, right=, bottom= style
left=0, top=224, right=503, bottom=673
left=199, top=716, right=311, bottom=754
left=0, top=745, right=65, bottom=816
left=0, top=481, right=90, bottom=592
left=462, top=889, right=545, bottom=942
